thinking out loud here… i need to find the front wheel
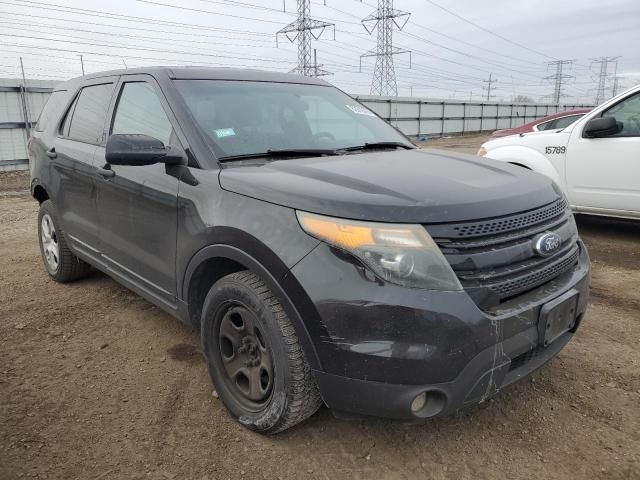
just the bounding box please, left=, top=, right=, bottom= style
left=201, top=271, right=322, bottom=434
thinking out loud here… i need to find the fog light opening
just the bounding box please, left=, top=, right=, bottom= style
left=410, top=390, right=447, bottom=418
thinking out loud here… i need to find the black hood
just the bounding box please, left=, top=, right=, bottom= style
left=219, top=148, right=561, bottom=223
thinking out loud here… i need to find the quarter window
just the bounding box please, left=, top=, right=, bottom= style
left=536, top=120, right=554, bottom=131
left=111, top=82, right=173, bottom=145
left=35, top=90, right=67, bottom=132
left=67, top=83, right=115, bottom=144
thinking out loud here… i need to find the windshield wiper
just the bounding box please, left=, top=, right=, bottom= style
left=218, top=148, right=338, bottom=162
left=339, top=141, right=414, bottom=153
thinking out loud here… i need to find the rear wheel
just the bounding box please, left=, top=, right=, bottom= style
left=37, top=200, right=91, bottom=282
left=201, top=271, right=322, bottom=434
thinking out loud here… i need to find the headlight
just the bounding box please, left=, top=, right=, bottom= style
left=296, top=211, right=462, bottom=291
left=477, top=146, right=487, bottom=156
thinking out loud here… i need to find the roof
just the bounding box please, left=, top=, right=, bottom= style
left=61, top=67, right=331, bottom=88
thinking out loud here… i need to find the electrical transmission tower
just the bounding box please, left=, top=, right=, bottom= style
left=482, top=73, right=497, bottom=101
left=612, top=74, right=626, bottom=97
left=359, top=0, right=411, bottom=96
left=277, top=0, right=335, bottom=77
left=544, top=60, right=574, bottom=105
left=610, top=60, right=625, bottom=97
left=591, top=56, right=620, bottom=104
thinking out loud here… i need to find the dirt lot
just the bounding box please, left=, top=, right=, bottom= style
left=1, top=139, right=639, bottom=480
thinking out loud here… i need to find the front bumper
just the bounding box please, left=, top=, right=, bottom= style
left=288, top=240, right=590, bottom=419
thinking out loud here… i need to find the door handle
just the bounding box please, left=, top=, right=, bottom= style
left=97, top=167, right=115, bottom=178
left=46, top=148, right=57, bottom=159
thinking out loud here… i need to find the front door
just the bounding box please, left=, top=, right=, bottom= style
left=95, top=76, right=181, bottom=306
left=566, top=91, right=640, bottom=217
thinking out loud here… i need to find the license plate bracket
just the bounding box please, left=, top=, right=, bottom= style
left=539, top=289, right=579, bottom=347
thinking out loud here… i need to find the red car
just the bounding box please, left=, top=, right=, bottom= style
left=491, top=109, right=591, bottom=138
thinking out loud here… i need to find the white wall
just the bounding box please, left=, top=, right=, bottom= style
left=355, top=95, right=594, bottom=137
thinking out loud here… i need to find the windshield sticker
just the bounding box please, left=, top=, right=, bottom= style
left=214, top=128, right=236, bottom=138
left=346, top=105, right=376, bottom=117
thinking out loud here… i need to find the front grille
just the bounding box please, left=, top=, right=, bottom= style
left=434, top=198, right=568, bottom=238
left=425, top=198, right=580, bottom=310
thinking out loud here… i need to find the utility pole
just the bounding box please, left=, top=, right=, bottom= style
left=79, top=54, right=85, bottom=76
left=591, top=56, right=620, bottom=104
left=544, top=59, right=574, bottom=105
left=482, top=73, right=497, bottom=101
left=360, top=0, right=411, bottom=96
left=276, top=0, right=334, bottom=77
left=310, top=49, right=328, bottom=78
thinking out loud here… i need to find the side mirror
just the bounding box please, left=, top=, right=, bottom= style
left=105, top=134, right=186, bottom=166
left=583, top=116, right=620, bottom=138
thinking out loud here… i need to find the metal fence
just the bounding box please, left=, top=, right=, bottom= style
left=0, top=77, right=595, bottom=170
left=0, top=78, right=58, bottom=171
left=355, top=95, right=594, bottom=138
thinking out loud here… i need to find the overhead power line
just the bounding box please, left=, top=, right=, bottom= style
left=424, top=0, right=555, bottom=61
left=0, top=33, right=291, bottom=65
left=1, top=0, right=274, bottom=36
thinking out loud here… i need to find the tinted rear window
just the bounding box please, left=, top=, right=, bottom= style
left=67, top=83, right=115, bottom=144
left=35, top=90, right=67, bottom=132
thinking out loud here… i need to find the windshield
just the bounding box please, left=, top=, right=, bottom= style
left=174, top=80, right=411, bottom=158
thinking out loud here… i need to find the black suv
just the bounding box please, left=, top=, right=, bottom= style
left=29, top=68, right=590, bottom=433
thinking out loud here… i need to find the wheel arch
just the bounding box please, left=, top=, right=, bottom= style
left=182, top=232, right=322, bottom=370
left=508, top=162, right=531, bottom=170
left=32, top=183, right=50, bottom=204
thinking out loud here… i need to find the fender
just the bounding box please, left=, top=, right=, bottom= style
left=182, top=235, right=323, bottom=371
left=485, top=145, right=563, bottom=186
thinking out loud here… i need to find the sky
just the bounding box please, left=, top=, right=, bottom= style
left=0, top=0, right=638, bottom=103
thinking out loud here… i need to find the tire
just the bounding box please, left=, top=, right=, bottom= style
left=37, top=200, right=91, bottom=283
left=201, top=271, right=322, bottom=434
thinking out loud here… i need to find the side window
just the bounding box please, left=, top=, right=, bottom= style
left=553, top=114, right=582, bottom=130
left=35, top=90, right=67, bottom=132
left=67, top=83, right=115, bottom=144
left=602, top=92, right=640, bottom=137
left=111, top=82, right=173, bottom=145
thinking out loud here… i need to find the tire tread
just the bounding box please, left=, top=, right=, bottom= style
left=222, top=271, right=322, bottom=433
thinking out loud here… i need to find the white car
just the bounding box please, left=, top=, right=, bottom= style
left=479, top=85, right=640, bottom=220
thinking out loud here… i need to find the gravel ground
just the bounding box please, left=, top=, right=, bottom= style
left=1, top=141, right=639, bottom=480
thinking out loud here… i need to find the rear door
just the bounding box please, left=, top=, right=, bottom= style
left=49, top=79, right=117, bottom=255
left=94, top=75, right=181, bottom=306
left=566, top=91, right=640, bottom=217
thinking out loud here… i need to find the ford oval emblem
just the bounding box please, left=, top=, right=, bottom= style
left=534, top=232, right=562, bottom=257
